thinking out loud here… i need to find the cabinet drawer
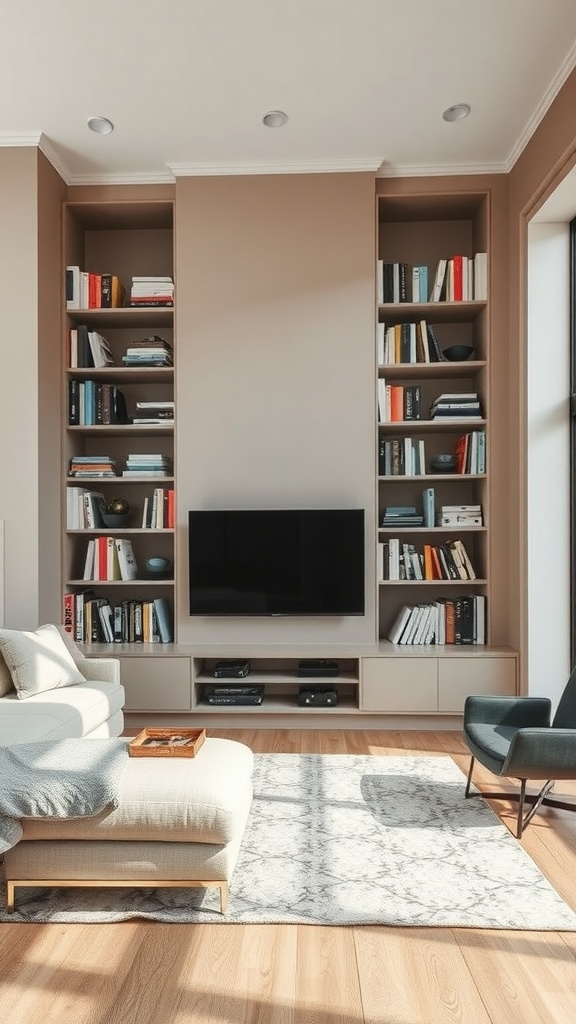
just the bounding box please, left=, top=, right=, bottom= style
left=119, top=657, right=192, bottom=711
left=361, top=658, right=438, bottom=712
left=438, top=657, right=517, bottom=713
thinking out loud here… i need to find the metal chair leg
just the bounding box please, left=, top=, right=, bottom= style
left=518, top=779, right=555, bottom=837
left=516, top=779, right=527, bottom=837
left=465, top=756, right=475, bottom=797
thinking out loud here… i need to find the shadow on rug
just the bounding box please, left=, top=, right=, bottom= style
left=2, top=754, right=576, bottom=928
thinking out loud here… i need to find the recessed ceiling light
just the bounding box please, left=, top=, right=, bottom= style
left=442, top=104, right=471, bottom=123
left=262, top=110, right=288, bottom=128
left=87, top=116, right=114, bottom=135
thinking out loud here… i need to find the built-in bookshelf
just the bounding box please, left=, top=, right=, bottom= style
left=62, top=200, right=175, bottom=646
left=376, top=189, right=490, bottom=649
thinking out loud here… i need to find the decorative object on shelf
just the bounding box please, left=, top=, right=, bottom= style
left=145, top=555, right=172, bottom=579
left=430, top=453, right=457, bottom=473
left=442, top=345, right=475, bottom=362
left=101, top=497, right=131, bottom=528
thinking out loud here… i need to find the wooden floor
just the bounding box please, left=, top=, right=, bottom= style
left=1, top=729, right=576, bottom=1024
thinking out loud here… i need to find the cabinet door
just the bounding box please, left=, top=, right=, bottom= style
left=119, top=657, right=191, bottom=711
left=438, top=657, right=517, bottom=713
left=362, top=657, right=438, bottom=712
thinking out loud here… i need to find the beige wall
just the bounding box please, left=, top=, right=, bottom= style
left=0, top=149, right=41, bottom=627
left=175, top=172, right=377, bottom=645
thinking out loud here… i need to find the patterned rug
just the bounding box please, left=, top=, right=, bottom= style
left=3, top=754, right=576, bottom=928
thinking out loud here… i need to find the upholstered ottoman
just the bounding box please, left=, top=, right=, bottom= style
left=3, top=737, right=253, bottom=914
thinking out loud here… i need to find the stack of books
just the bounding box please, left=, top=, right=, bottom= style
left=429, top=393, right=482, bottom=420
left=122, top=454, right=173, bottom=477
left=380, top=505, right=424, bottom=528
left=122, top=335, right=173, bottom=367
left=132, top=400, right=174, bottom=425
left=69, top=456, right=117, bottom=478
left=129, top=276, right=174, bottom=307
left=440, top=504, right=483, bottom=526
left=454, top=430, right=486, bottom=474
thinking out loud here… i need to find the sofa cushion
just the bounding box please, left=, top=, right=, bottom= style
left=0, top=679, right=125, bottom=746
left=0, top=652, right=14, bottom=697
left=0, top=624, right=85, bottom=699
left=21, top=737, right=254, bottom=845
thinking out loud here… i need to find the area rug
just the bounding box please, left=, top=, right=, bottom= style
left=3, top=754, right=576, bottom=928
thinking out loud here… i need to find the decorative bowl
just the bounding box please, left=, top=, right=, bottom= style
left=101, top=512, right=131, bottom=528
left=430, top=453, right=457, bottom=473
left=145, top=556, right=172, bottom=579
left=442, top=345, right=475, bottom=362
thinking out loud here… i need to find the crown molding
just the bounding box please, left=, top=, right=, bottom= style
left=38, top=134, right=72, bottom=183
left=376, top=161, right=508, bottom=178
left=0, top=131, right=43, bottom=148
left=65, top=170, right=176, bottom=185
left=505, top=40, right=576, bottom=171
left=167, top=157, right=383, bottom=177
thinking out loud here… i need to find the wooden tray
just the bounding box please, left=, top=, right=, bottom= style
left=128, top=727, right=206, bottom=757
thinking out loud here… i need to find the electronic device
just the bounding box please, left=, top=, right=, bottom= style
left=213, top=660, right=251, bottom=678
left=188, top=509, right=365, bottom=616
left=297, top=659, right=340, bottom=678
left=298, top=686, right=338, bottom=707
left=207, top=687, right=264, bottom=706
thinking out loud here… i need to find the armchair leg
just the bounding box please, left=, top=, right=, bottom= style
left=517, top=780, right=555, bottom=838
left=465, top=756, right=475, bottom=798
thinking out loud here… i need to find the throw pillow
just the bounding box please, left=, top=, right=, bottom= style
left=0, top=624, right=86, bottom=700
left=0, top=651, right=15, bottom=697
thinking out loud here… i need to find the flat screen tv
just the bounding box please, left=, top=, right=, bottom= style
left=188, top=508, right=365, bottom=616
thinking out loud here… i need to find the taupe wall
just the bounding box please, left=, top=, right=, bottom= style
left=175, top=172, right=377, bottom=645
left=0, top=149, right=41, bottom=627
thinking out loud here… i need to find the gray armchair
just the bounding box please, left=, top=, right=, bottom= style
left=463, top=667, right=576, bottom=836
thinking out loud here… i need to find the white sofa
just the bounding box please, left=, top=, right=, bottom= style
left=0, top=626, right=124, bottom=746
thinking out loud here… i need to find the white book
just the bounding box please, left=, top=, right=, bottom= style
left=82, top=539, right=95, bottom=581
left=430, top=258, right=447, bottom=301
left=377, top=542, right=385, bottom=583
left=414, top=605, right=432, bottom=645
left=377, top=322, right=385, bottom=364
left=377, top=378, right=388, bottom=422
left=66, top=266, right=81, bottom=310
left=114, top=538, right=138, bottom=580
left=388, top=605, right=412, bottom=644
left=474, top=252, right=488, bottom=300
left=474, top=595, right=486, bottom=644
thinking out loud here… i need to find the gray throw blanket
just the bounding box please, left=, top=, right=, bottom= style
left=0, top=738, right=129, bottom=853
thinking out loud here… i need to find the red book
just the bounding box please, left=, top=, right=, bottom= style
left=63, top=593, right=75, bottom=634
left=167, top=488, right=175, bottom=529
left=98, top=535, right=108, bottom=580
left=389, top=385, right=404, bottom=422
left=452, top=256, right=464, bottom=301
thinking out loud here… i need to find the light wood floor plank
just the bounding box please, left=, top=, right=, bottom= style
left=354, top=926, right=492, bottom=1024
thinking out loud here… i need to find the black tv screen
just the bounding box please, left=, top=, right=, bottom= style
left=188, top=509, right=365, bottom=616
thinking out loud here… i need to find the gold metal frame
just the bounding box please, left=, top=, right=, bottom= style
left=6, top=878, right=228, bottom=914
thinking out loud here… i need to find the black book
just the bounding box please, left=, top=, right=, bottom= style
left=68, top=379, right=79, bottom=425
left=77, top=324, right=94, bottom=368
left=454, top=596, right=475, bottom=644
left=100, top=273, right=112, bottom=308
left=426, top=324, right=443, bottom=362
left=110, top=387, right=129, bottom=424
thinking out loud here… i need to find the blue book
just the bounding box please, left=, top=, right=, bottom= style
left=422, top=487, right=435, bottom=528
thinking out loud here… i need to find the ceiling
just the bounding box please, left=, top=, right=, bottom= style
left=2, top=0, right=576, bottom=185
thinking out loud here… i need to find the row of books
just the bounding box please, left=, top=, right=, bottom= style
left=83, top=537, right=139, bottom=581
left=377, top=320, right=443, bottom=364
left=455, top=432, right=486, bottom=475
left=378, top=538, right=477, bottom=582
left=380, top=499, right=484, bottom=530
left=69, top=326, right=114, bottom=368
left=378, top=382, right=422, bottom=422
left=379, top=437, right=426, bottom=476
left=68, top=381, right=128, bottom=426
left=66, top=267, right=126, bottom=310
left=388, top=595, right=486, bottom=646
left=63, top=592, right=173, bottom=644
left=129, top=276, right=174, bottom=307
left=377, top=254, right=487, bottom=304
left=69, top=331, right=173, bottom=369
left=66, top=486, right=175, bottom=529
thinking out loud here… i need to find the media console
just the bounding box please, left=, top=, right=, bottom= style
left=80, top=643, right=519, bottom=728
